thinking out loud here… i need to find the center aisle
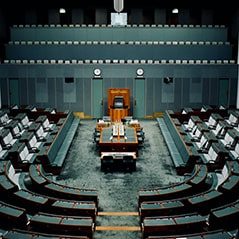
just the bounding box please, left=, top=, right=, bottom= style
left=94, top=212, right=141, bottom=238
left=55, top=119, right=183, bottom=212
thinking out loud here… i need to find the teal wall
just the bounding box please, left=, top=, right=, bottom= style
left=5, top=44, right=232, bottom=61
left=0, top=64, right=237, bottom=115
left=10, top=26, right=228, bottom=42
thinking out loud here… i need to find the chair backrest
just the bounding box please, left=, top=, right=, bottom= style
left=208, top=145, right=218, bottom=161
left=12, top=124, right=20, bottom=136
left=19, top=145, right=29, bottom=161
left=21, top=115, right=29, bottom=126
left=214, top=123, right=222, bottom=136
left=221, top=163, right=228, bottom=179
left=8, top=164, right=15, bottom=179
left=0, top=113, right=9, bottom=124
left=195, top=128, right=202, bottom=138
left=113, top=96, right=124, bottom=109
left=43, top=118, right=50, bottom=128
left=224, top=131, right=234, bottom=145
left=235, top=143, right=239, bottom=155
left=29, top=135, right=37, bottom=148
left=18, top=122, right=24, bottom=131
left=188, top=118, right=195, bottom=129
left=228, top=113, right=238, bottom=125
left=200, top=134, right=207, bottom=148
left=208, top=115, right=217, bottom=127
left=36, top=126, right=44, bottom=137
left=3, top=131, right=13, bottom=145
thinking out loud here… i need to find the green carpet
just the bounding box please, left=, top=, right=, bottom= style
left=54, top=119, right=183, bottom=238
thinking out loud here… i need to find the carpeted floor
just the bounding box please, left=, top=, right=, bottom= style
left=55, top=119, right=183, bottom=212
left=54, top=119, right=183, bottom=238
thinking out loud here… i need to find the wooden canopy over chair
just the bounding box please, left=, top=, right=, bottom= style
left=107, top=88, right=130, bottom=122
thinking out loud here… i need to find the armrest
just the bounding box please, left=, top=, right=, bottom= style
left=14, top=133, right=21, bottom=138
left=225, top=144, right=232, bottom=150
left=30, top=147, right=39, bottom=153
left=3, top=144, right=12, bottom=150
left=37, top=136, right=46, bottom=142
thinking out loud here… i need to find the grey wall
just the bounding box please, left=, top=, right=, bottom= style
left=0, top=64, right=237, bottom=116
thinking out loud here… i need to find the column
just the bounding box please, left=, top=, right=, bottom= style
left=48, top=9, right=60, bottom=24
left=130, top=9, right=143, bottom=24
left=154, top=9, right=166, bottom=24
left=178, top=9, right=190, bottom=25
left=95, top=8, right=107, bottom=24
left=72, top=8, right=84, bottom=24
left=25, top=9, right=37, bottom=24
left=201, top=9, right=213, bottom=25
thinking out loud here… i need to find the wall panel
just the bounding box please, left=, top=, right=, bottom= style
left=0, top=64, right=236, bottom=115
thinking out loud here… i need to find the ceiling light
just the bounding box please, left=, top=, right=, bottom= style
left=59, top=8, right=66, bottom=14
left=172, top=8, right=179, bottom=14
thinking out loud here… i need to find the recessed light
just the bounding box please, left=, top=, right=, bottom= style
left=59, top=8, right=66, bottom=14
left=172, top=8, right=179, bottom=14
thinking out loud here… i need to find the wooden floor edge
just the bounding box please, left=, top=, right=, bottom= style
left=98, top=211, right=139, bottom=216
left=96, top=226, right=141, bottom=231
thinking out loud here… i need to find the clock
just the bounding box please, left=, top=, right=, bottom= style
left=136, top=68, right=144, bottom=76
left=94, top=68, right=101, bottom=76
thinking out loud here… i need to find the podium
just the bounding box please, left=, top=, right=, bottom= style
left=108, top=88, right=130, bottom=122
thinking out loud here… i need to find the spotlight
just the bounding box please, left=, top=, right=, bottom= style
left=172, top=8, right=179, bottom=14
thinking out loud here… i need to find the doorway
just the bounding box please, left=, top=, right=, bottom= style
left=218, top=78, right=229, bottom=106
left=92, top=78, right=103, bottom=118
left=9, top=78, right=20, bottom=106
left=134, top=78, right=145, bottom=118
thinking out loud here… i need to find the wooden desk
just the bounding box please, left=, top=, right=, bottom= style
left=109, top=108, right=129, bottom=122
left=99, top=125, right=138, bottom=154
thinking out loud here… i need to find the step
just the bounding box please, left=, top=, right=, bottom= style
left=98, top=211, right=139, bottom=216
left=96, top=226, right=141, bottom=231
